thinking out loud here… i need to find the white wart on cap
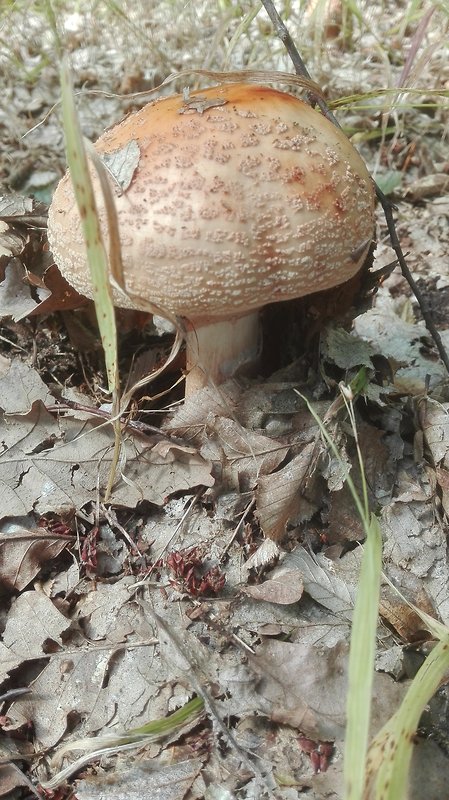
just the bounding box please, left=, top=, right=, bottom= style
left=47, top=83, right=375, bottom=395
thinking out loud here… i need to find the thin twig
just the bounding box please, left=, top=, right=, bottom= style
left=257, top=3, right=312, bottom=86
left=0, top=688, right=32, bottom=703
left=146, top=605, right=277, bottom=798
left=220, top=497, right=255, bottom=561
left=100, top=504, right=144, bottom=558
left=47, top=396, right=179, bottom=439
left=260, top=0, right=449, bottom=376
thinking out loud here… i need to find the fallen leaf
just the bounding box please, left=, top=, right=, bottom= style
left=282, top=546, right=356, bottom=618
left=320, top=326, right=375, bottom=369
left=0, top=359, right=52, bottom=414
left=242, top=570, right=304, bottom=605
left=251, top=639, right=348, bottom=740
left=74, top=580, right=140, bottom=643
left=255, top=443, right=317, bottom=541
left=0, top=528, right=71, bottom=592
left=404, top=173, right=449, bottom=202
left=0, top=589, right=71, bottom=684
left=321, top=484, right=365, bottom=544
left=101, top=140, right=140, bottom=192
left=201, top=415, right=289, bottom=491
left=419, top=397, right=449, bottom=464
left=379, top=584, right=433, bottom=642
left=0, top=763, right=31, bottom=797
left=164, top=381, right=242, bottom=437
left=354, top=303, right=449, bottom=394
left=0, top=400, right=214, bottom=519
left=27, top=263, right=88, bottom=314
left=0, top=219, right=28, bottom=260
left=435, top=465, right=449, bottom=516
left=382, top=502, right=441, bottom=576
left=0, top=260, right=44, bottom=320
left=5, top=584, right=167, bottom=747
left=7, top=649, right=115, bottom=747
left=0, top=194, right=47, bottom=227
left=169, top=388, right=290, bottom=490
left=381, top=496, right=449, bottom=624
left=75, top=758, right=204, bottom=800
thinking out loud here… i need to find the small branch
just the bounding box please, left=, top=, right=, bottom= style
left=260, top=0, right=449, bottom=376
left=259, top=1, right=312, bottom=85
left=260, top=0, right=337, bottom=120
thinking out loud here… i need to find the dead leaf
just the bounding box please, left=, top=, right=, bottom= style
left=381, top=497, right=449, bottom=624
left=404, top=173, right=449, bottom=202
left=74, top=580, right=140, bottom=643
left=282, top=546, right=356, bottom=618
left=354, top=303, right=449, bottom=394
left=435, top=465, right=449, bottom=515
left=0, top=260, right=45, bottom=320
left=251, top=639, right=348, bottom=740
left=0, top=220, right=28, bottom=260
left=382, top=502, right=441, bottom=575
left=101, top=140, right=140, bottom=192
left=0, top=254, right=85, bottom=320
left=201, top=415, right=289, bottom=491
left=321, top=484, right=365, bottom=544
left=379, top=584, right=433, bottom=642
left=0, top=400, right=214, bottom=519
left=255, top=443, right=317, bottom=541
left=0, top=528, right=71, bottom=592
left=6, top=649, right=115, bottom=747
left=0, top=359, right=52, bottom=414
left=242, top=570, right=304, bottom=605
left=0, top=589, right=71, bottom=685
left=166, top=382, right=311, bottom=493
left=164, top=381, right=242, bottom=437
left=419, top=397, right=449, bottom=464
left=179, top=92, right=227, bottom=114
left=5, top=584, right=166, bottom=747
left=75, top=758, right=204, bottom=800
left=320, top=326, right=375, bottom=369
left=0, top=194, right=47, bottom=227
left=27, top=264, right=88, bottom=314
left=417, top=398, right=449, bottom=514
left=0, top=763, right=31, bottom=797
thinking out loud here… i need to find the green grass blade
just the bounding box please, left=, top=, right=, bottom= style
left=299, top=389, right=383, bottom=800
left=59, top=56, right=121, bottom=499
left=344, top=514, right=383, bottom=800
left=41, top=697, right=205, bottom=790
left=59, top=57, right=119, bottom=395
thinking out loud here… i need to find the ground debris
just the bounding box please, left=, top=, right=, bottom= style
left=1, top=1, right=449, bottom=797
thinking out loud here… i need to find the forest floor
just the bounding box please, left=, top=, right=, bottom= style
left=1, top=2, right=449, bottom=799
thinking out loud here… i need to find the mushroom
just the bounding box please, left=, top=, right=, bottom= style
left=47, top=83, right=375, bottom=396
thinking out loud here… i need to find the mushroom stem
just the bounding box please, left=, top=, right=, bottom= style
left=184, top=312, right=261, bottom=397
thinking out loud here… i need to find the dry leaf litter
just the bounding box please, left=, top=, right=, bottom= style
left=1, top=2, right=449, bottom=799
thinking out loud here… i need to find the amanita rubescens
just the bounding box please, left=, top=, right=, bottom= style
left=47, top=83, right=375, bottom=396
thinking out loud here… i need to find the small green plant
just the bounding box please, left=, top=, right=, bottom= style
left=302, top=380, right=382, bottom=800
left=46, top=0, right=122, bottom=499
left=59, top=56, right=122, bottom=500
left=41, top=696, right=205, bottom=789
left=304, top=377, right=449, bottom=799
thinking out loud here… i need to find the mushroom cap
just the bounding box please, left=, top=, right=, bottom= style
left=47, top=83, right=375, bottom=322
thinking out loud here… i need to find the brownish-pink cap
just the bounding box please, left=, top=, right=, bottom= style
left=47, top=83, right=375, bottom=322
